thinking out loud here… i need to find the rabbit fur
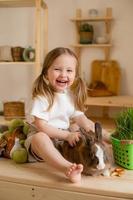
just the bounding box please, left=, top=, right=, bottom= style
left=56, top=122, right=110, bottom=176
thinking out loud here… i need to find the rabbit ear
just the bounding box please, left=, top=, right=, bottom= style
left=95, top=122, right=102, bottom=142
left=80, top=127, right=94, bottom=144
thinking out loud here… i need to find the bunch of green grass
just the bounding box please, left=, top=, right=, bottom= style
left=115, top=108, right=133, bottom=140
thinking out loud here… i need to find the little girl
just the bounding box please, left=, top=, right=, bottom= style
left=25, top=47, right=109, bottom=183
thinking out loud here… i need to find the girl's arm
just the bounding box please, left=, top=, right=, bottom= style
left=34, top=116, right=69, bottom=140
left=73, top=114, right=110, bottom=142
left=34, top=117, right=80, bottom=145
left=73, top=114, right=95, bottom=132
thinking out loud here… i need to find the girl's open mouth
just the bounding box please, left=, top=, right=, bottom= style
left=56, top=80, right=68, bottom=86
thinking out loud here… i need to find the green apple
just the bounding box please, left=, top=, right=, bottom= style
left=23, top=123, right=30, bottom=135
left=9, top=119, right=24, bottom=133
left=12, top=148, right=28, bottom=163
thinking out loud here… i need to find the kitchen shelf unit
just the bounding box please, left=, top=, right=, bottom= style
left=85, top=95, right=133, bottom=120
left=70, top=8, right=133, bottom=120
left=85, top=95, right=133, bottom=108
left=0, top=158, right=132, bottom=200
left=0, top=0, right=48, bottom=76
left=70, top=7, right=113, bottom=75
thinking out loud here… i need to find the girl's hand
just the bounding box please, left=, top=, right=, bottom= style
left=66, top=131, right=81, bottom=146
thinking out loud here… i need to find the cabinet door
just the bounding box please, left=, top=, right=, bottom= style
left=0, top=180, right=33, bottom=200
left=35, top=187, right=128, bottom=200
left=0, top=180, right=130, bottom=200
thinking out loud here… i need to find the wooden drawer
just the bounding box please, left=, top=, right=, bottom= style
left=0, top=180, right=130, bottom=200
left=0, top=159, right=133, bottom=200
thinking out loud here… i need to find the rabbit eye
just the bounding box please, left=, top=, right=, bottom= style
left=95, top=157, right=99, bottom=164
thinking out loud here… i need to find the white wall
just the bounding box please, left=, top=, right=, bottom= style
left=46, top=0, right=133, bottom=94
left=0, top=7, right=35, bottom=113
left=74, top=0, right=133, bottom=117
left=0, top=0, right=133, bottom=115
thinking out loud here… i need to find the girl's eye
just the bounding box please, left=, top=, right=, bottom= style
left=67, top=69, right=73, bottom=72
left=54, top=68, right=60, bottom=71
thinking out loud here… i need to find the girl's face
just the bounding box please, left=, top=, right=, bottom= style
left=47, top=54, right=77, bottom=92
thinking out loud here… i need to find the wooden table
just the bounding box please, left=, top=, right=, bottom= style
left=85, top=95, right=133, bottom=118
left=0, top=158, right=132, bottom=200
left=85, top=96, right=133, bottom=107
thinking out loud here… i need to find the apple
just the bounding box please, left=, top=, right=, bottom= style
left=12, top=148, right=28, bottom=163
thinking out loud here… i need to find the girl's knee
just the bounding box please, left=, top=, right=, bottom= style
left=31, top=132, right=49, bottom=145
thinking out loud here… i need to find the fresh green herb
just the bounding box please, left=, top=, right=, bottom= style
left=79, top=23, right=93, bottom=32
left=115, top=108, right=133, bottom=140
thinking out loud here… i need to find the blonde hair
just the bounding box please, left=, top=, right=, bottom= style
left=32, top=47, right=88, bottom=111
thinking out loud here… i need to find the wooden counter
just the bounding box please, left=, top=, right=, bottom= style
left=85, top=96, right=133, bottom=107
left=85, top=95, right=133, bottom=118
left=0, top=158, right=132, bottom=200
left=0, top=115, right=132, bottom=200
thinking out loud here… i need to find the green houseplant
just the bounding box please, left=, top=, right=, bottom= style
left=111, top=108, right=133, bottom=169
left=79, top=23, right=94, bottom=44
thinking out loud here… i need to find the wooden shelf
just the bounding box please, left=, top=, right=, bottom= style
left=0, top=0, right=47, bottom=8
left=71, top=44, right=112, bottom=48
left=0, top=116, right=9, bottom=125
left=0, top=61, right=35, bottom=65
left=0, top=0, right=48, bottom=75
left=71, top=16, right=113, bottom=22
left=85, top=95, right=133, bottom=108
left=71, top=8, right=113, bottom=73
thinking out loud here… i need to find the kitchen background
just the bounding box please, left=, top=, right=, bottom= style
left=0, top=0, right=133, bottom=116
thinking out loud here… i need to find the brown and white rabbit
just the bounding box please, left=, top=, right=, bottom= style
left=57, top=122, right=110, bottom=176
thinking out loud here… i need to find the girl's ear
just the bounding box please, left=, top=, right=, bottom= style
left=95, top=122, right=102, bottom=142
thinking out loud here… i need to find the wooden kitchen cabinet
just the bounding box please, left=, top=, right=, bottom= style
left=71, top=7, right=113, bottom=74
left=0, top=159, right=133, bottom=200
left=0, top=0, right=48, bottom=76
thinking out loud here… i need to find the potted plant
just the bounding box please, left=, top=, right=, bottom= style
left=111, top=108, right=133, bottom=169
left=79, top=23, right=94, bottom=44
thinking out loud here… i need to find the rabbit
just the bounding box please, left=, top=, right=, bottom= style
left=56, top=122, right=111, bottom=176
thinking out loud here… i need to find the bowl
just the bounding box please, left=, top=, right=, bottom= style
left=89, top=9, right=98, bottom=17
left=95, top=36, right=109, bottom=44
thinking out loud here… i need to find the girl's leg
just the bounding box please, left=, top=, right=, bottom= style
left=31, top=132, right=83, bottom=183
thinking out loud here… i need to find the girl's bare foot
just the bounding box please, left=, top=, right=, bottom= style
left=66, top=163, right=83, bottom=183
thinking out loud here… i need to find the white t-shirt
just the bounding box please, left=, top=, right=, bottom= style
left=31, top=91, right=83, bottom=129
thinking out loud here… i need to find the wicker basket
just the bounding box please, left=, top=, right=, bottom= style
left=111, top=135, right=133, bottom=169
left=11, top=47, right=24, bottom=61
left=4, top=101, right=25, bottom=120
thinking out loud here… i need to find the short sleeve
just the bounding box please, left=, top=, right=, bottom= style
left=31, top=96, right=49, bottom=121
left=71, top=109, right=84, bottom=118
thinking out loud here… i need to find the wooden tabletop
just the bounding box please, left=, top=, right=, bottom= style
left=86, top=95, right=133, bottom=107
left=0, top=158, right=132, bottom=199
